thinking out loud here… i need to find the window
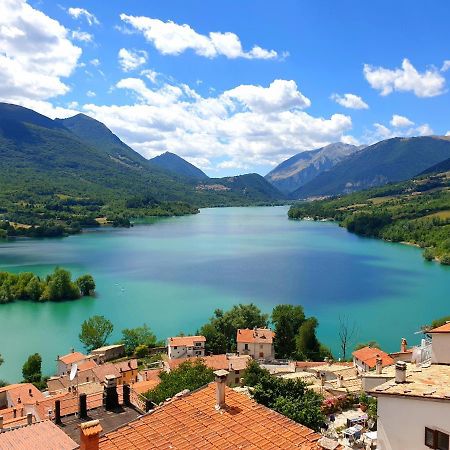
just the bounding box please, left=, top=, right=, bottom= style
left=244, top=344, right=249, bottom=350
left=235, top=377, right=239, bottom=384
left=174, top=346, right=177, bottom=350
left=235, top=370, right=240, bottom=375
left=260, top=345, right=263, bottom=349
left=259, top=352, right=264, bottom=358
left=426, top=428, right=450, bottom=450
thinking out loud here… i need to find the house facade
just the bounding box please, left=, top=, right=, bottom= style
left=352, top=346, right=394, bottom=373
left=91, top=344, right=125, bottom=362
left=167, top=335, right=206, bottom=359
left=236, top=328, right=274, bottom=360
left=56, top=351, right=89, bottom=376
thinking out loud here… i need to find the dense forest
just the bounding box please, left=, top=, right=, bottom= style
left=288, top=171, right=450, bottom=264
left=0, top=268, right=95, bottom=303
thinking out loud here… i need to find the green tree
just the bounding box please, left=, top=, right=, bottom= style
left=271, top=304, right=305, bottom=358
left=79, top=315, right=114, bottom=351
left=144, top=360, right=214, bottom=404
left=121, top=324, right=158, bottom=355
left=242, top=359, right=270, bottom=387
left=135, top=344, right=148, bottom=359
left=199, top=304, right=269, bottom=353
left=25, top=276, right=44, bottom=301
left=22, top=353, right=42, bottom=383
left=40, top=268, right=80, bottom=301
left=76, top=274, right=96, bottom=296
left=252, top=373, right=325, bottom=431
left=295, top=317, right=321, bottom=360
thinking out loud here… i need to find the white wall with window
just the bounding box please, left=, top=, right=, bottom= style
left=377, top=395, right=450, bottom=450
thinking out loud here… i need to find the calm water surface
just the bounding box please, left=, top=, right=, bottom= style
left=0, top=206, right=448, bottom=381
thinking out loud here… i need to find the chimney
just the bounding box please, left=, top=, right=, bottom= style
left=395, top=361, right=407, bottom=383
left=375, top=356, right=383, bottom=374
left=29, top=388, right=33, bottom=397
left=104, top=375, right=119, bottom=410
left=336, top=374, right=343, bottom=388
left=401, top=338, right=407, bottom=353
left=213, top=369, right=229, bottom=410
left=71, top=348, right=75, bottom=353
left=80, top=419, right=103, bottom=450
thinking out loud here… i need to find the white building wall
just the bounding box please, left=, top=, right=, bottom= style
left=377, top=395, right=450, bottom=450
left=168, top=342, right=205, bottom=359
left=431, top=334, right=450, bottom=364
left=237, top=342, right=273, bottom=360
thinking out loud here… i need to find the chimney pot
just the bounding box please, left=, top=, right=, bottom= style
left=376, top=356, right=383, bottom=374
left=213, top=369, right=229, bottom=409
left=29, top=388, right=33, bottom=396
left=395, top=361, right=407, bottom=383
left=80, top=420, right=103, bottom=450
left=401, top=338, right=407, bottom=353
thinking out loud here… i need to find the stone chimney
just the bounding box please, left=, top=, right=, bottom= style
left=104, top=375, right=119, bottom=410
left=336, top=374, right=343, bottom=388
left=375, top=356, right=383, bottom=374
left=395, top=361, right=407, bottom=383
left=213, top=369, right=229, bottom=410
left=80, top=420, right=103, bottom=450
left=400, top=338, right=407, bottom=353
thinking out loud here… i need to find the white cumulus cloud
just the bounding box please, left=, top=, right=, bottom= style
left=367, top=120, right=433, bottom=143
left=82, top=78, right=352, bottom=172
left=0, top=0, right=81, bottom=105
left=441, top=60, right=450, bottom=72
left=118, top=48, right=148, bottom=72
left=119, top=14, right=280, bottom=60
left=364, top=58, right=446, bottom=97
left=67, top=7, right=99, bottom=26
left=331, top=93, right=368, bottom=109
left=223, top=80, right=311, bottom=113
left=390, top=114, right=414, bottom=128
left=71, top=30, right=93, bottom=42
left=445, top=131, right=450, bottom=136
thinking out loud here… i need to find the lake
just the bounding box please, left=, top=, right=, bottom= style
left=0, top=206, right=448, bottom=382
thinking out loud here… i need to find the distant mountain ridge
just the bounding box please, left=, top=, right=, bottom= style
left=150, top=151, right=209, bottom=180
left=265, top=143, right=360, bottom=194
left=291, top=136, right=450, bottom=198
left=419, top=157, right=450, bottom=175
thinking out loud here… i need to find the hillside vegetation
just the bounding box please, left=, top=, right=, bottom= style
left=0, top=103, right=283, bottom=238
left=288, top=171, right=450, bottom=264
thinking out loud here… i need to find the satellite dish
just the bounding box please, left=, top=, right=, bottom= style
left=69, top=363, right=78, bottom=381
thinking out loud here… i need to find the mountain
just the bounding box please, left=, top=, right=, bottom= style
left=150, top=151, right=209, bottom=180
left=265, top=143, right=360, bottom=194
left=291, top=136, right=450, bottom=198
left=57, top=113, right=150, bottom=170
left=419, top=157, right=450, bottom=175
left=0, top=103, right=284, bottom=235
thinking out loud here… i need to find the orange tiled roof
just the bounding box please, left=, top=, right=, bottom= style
left=0, top=383, right=45, bottom=406
left=115, top=359, right=138, bottom=372
left=99, top=383, right=321, bottom=449
left=92, top=363, right=121, bottom=381
left=429, top=322, right=450, bottom=333
left=166, top=354, right=251, bottom=372
left=237, top=328, right=275, bottom=344
left=132, top=379, right=160, bottom=395
left=58, top=351, right=86, bottom=365
left=352, top=346, right=394, bottom=368
left=167, top=335, right=206, bottom=347
left=0, top=420, right=77, bottom=449
left=78, top=359, right=98, bottom=371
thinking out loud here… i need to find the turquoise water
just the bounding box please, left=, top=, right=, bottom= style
left=0, top=206, right=448, bottom=382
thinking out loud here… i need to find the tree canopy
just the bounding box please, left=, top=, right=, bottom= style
left=199, top=304, right=269, bottom=353
left=22, top=353, right=42, bottom=384
left=144, top=360, right=214, bottom=404
left=121, top=324, right=158, bottom=355
left=271, top=304, right=305, bottom=358
left=0, top=268, right=95, bottom=304
left=244, top=359, right=325, bottom=431
left=79, top=315, right=114, bottom=352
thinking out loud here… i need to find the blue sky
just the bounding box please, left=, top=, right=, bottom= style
left=2, top=0, right=450, bottom=176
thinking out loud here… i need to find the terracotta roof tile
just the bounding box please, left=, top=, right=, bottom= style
left=237, top=328, right=274, bottom=344
left=0, top=420, right=77, bottom=449
left=352, top=346, right=394, bottom=368
left=58, top=352, right=87, bottom=365
left=99, top=383, right=321, bottom=449
left=167, top=335, right=206, bottom=347
left=429, top=322, right=450, bottom=333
